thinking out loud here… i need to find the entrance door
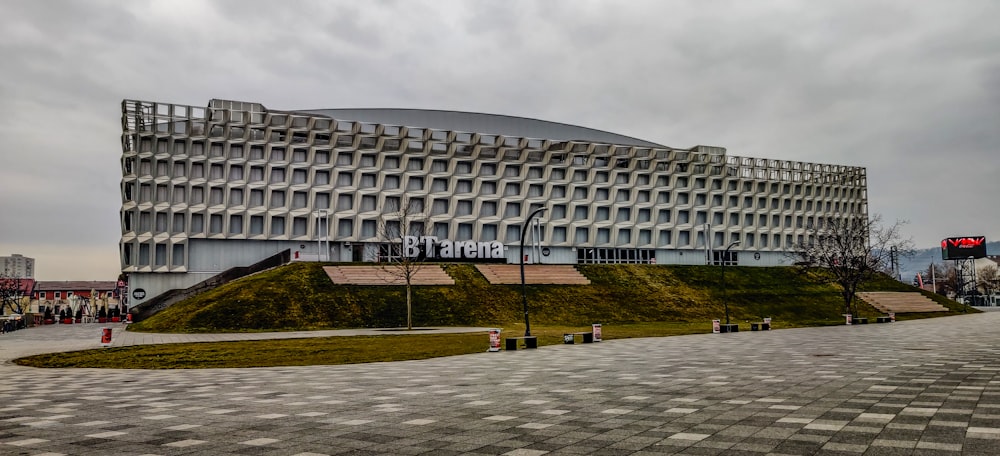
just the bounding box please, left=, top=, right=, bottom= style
left=352, top=244, right=364, bottom=262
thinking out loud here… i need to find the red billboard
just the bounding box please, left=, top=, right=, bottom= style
left=941, top=236, right=987, bottom=260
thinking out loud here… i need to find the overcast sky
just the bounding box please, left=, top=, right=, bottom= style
left=1, top=0, right=998, bottom=280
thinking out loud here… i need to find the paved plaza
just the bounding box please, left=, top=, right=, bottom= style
left=3, top=314, right=1000, bottom=455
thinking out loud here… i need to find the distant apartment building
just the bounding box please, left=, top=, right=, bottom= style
left=1, top=254, right=35, bottom=278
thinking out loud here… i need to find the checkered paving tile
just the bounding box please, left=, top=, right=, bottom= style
left=5, top=314, right=1000, bottom=454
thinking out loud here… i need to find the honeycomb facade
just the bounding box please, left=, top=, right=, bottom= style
left=120, top=99, right=868, bottom=305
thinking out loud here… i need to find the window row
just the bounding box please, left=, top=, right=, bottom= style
left=122, top=242, right=186, bottom=268
left=121, top=205, right=838, bottom=250
left=123, top=177, right=864, bottom=219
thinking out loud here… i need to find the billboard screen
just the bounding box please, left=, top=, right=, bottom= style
left=941, top=236, right=987, bottom=260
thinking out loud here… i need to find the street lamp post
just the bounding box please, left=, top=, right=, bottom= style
left=315, top=210, right=329, bottom=262
left=520, top=206, right=547, bottom=337
left=721, top=240, right=741, bottom=326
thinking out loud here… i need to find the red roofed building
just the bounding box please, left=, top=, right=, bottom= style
left=1, top=277, right=35, bottom=315
left=30, top=281, right=121, bottom=321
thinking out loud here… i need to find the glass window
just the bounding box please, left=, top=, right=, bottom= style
left=153, top=244, right=167, bottom=266
left=229, top=215, right=243, bottom=234
left=456, top=200, right=472, bottom=216
left=553, top=226, right=567, bottom=243
left=506, top=225, right=520, bottom=242
left=270, top=190, right=285, bottom=208
left=250, top=189, right=264, bottom=207
left=249, top=216, right=264, bottom=235
left=209, top=187, right=223, bottom=205
left=171, top=244, right=184, bottom=266
left=271, top=216, right=285, bottom=235
left=229, top=188, right=243, bottom=206
left=209, top=214, right=223, bottom=234
left=482, top=224, right=497, bottom=241
left=269, top=168, right=285, bottom=184
left=551, top=204, right=566, bottom=220
left=360, top=195, right=376, bottom=212
left=292, top=191, right=307, bottom=209
left=337, top=194, right=353, bottom=211
left=293, top=217, right=308, bottom=236
left=457, top=223, right=473, bottom=241
left=504, top=202, right=521, bottom=218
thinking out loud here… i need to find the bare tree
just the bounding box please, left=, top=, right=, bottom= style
left=935, top=262, right=962, bottom=298
left=0, top=274, right=28, bottom=315
left=790, top=214, right=914, bottom=316
left=918, top=261, right=948, bottom=295
left=377, top=196, right=433, bottom=330
left=979, top=265, right=1000, bottom=297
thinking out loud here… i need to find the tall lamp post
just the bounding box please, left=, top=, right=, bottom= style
left=315, top=210, right=329, bottom=262
left=721, top=240, right=741, bottom=326
left=520, top=206, right=547, bottom=337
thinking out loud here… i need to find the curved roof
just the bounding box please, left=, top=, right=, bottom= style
left=298, top=108, right=666, bottom=148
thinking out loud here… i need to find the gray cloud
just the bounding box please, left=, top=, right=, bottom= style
left=1, top=0, right=998, bottom=279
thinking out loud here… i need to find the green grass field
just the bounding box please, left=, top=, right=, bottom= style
left=126, top=263, right=968, bottom=333
left=14, top=321, right=730, bottom=369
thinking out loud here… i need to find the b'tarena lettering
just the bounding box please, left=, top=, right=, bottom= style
left=403, top=236, right=505, bottom=260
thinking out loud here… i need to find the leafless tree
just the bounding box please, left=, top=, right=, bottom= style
left=377, top=196, right=433, bottom=330
left=0, top=273, right=28, bottom=315
left=790, top=214, right=914, bottom=316
left=934, top=262, right=962, bottom=298
left=979, top=265, right=1000, bottom=297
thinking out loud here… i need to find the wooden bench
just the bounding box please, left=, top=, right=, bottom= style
left=876, top=316, right=892, bottom=323
left=563, top=332, right=594, bottom=344
left=750, top=322, right=770, bottom=331
left=505, top=336, right=537, bottom=350
left=853, top=317, right=869, bottom=324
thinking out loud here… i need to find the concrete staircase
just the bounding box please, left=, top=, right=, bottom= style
left=475, top=264, right=591, bottom=285
left=323, top=265, right=455, bottom=286
left=857, top=292, right=949, bottom=313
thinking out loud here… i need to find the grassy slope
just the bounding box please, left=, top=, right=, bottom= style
left=129, top=263, right=971, bottom=333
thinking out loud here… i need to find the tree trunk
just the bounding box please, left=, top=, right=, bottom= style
left=406, top=283, right=412, bottom=330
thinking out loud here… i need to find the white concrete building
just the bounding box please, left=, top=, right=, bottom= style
left=120, top=99, right=868, bottom=306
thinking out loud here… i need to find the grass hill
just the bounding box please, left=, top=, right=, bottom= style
left=129, top=263, right=969, bottom=333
